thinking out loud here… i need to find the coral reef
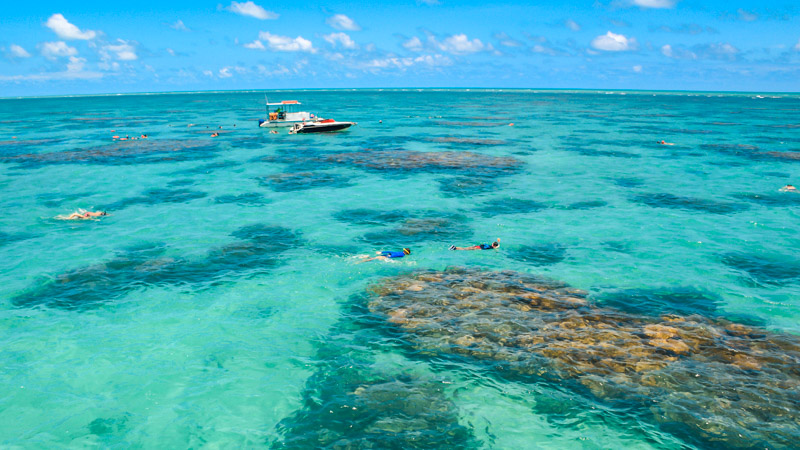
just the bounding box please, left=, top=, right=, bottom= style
left=366, top=267, right=800, bottom=448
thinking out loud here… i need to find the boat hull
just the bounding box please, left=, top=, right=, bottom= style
left=293, top=122, right=354, bottom=133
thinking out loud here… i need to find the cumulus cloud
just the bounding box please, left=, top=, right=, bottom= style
left=45, top=14, right=97, bottom=40
left=363, top=54, right=451, bottom=70
left=565, top=19, right=581, bottom=31
left=170, top=20, right=190, bottom=31
left=494, top=32, right=523, bottom=48
left=590, top=32, right=637, bottom=52
left=403, top=36, right=423, bottom=51
left=630, top=0, right=677, bottom=8
left=66, top=56, right=86, bottom=72
left=326, top=14, right=360, bottom=31
left=247, top=32, right=315, bottom=52
left=40, top=41, right=78, bottom=60
left=244, top=40, right=265, bottom=50
left=9, top=44, right=31, bottom=58
left=102, top=39, right=137, bottom=61
left=323, top=32, right=357, bottom=49
left=227, top=1, right=278, bottom=20
left=436, top=34, right=485, bottom=54
left=660, top=44, right=697, bottom=59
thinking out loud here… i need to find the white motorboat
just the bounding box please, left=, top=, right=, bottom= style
left=258, top=98, right=316, bottom=128
left=288, top=119, right=356, bottom=134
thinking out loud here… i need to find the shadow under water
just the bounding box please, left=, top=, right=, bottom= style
left=101, top=188, right=207, bottom=211
left=12, top=224, right=301, bottom=310
left=508, top=243, right=567, bottom=266
left=360, top=214, right=472, bottom=248
left=365, top=267, right=800, bottom=449
left=721, top=252, right=800, bottom=287
left=259, top=171, right=353, bottom=192
left=1, top=139, right=221, bottom=168
left=273, top=315, right=481, bottom=449
left=633, top=193, right=749, bottom=214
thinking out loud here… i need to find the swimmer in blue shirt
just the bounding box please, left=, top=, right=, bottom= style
left=450, top=238, right=500, bottom=251
left=359, top=248, right=411, bottom=262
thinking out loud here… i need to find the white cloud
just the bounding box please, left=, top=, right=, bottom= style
left=170, top=20, right=190, bottom=31
left=437, top=34, right=485, bottom=54
left=203, top=70, right=213, bottom=77
left=362, top=54, right=451, bottom=70
left=590, top=31, right=637, bottom=52
left=565, top=19, right=581, bottom=31
left=66, top=56, right=86, bottom=72
left=737, top=9, right=758, bottom=22
left=102, top=39, right=137, bottom=61
left=227, top=1, right=278, bottom=20
left=258, top=64, right=291, bottom=76
left=326, top=14, right=360, bottom=31
left=255, top=32, right=315, bottom=52
left=323, top=32, right=357, bottom=49
left=244, top=40, right=266, bottom=50
left=219, top=67, right=233, bottom=78
left=40, top=41, right=78, bottom=60
left=9, top=44, right=31, bottom=58
left=633, top=65, right=642, bottom=72
left=45, top=14, right=97, bottom=40
left=532, top=44, right=557, bottom=55
left=403, top=36, right=423, bottom=51
left=630, top=0, right=677, bottom=8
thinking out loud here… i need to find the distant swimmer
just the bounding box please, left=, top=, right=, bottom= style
left=56, top=210, right=108, bottom=220
left=658, top=140, right=675, bottom=146
left=359, top=248, right=411, bottom=263
left=211, top=132, right=219, bottom=137
left=450, top=238, right=500, bottom=251
left=780, top=184, right=798, bottom=192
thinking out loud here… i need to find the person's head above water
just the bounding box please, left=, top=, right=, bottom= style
left=403, top=248, right=411, bottom=255
left=491, top=241, right=500, bottom=249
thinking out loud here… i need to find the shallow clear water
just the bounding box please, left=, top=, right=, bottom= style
left=1, top=90, right=798, bottom=447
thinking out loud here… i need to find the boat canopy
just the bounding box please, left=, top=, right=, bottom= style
left=265, top=100, right=301, bottom=106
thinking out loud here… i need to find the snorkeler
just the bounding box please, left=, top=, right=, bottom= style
left=658, top=140, right=675, bottom=146
left=56, top=210, right=108, bottom=220
left=450, top=238, right=500, bottom=251
left=780, top=184, right=798, bottom=192
left=359, top=248, right=411, bottom=262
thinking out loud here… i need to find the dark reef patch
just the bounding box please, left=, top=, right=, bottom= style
left=1, top=139, right=221, bottom=167
left=259, top=171, right=353, bottom=192
left=12, top=224, right=301, bottom=310
left=613, top=177, right=644, bottom=188
left=722, top=252, right=800, bottom=287
left=0, top=230, right=35, bottom=247
left=333, top=208, right=412, bottom=226
left=508, top=243, right=567, bottom=266
left=366, top=267, right=800, bottom=449
left=562, top=200, right=607, bottom=210
left=475, top=197, right=547, bottom=216
left=426, top=136, right=507, bottom=146
left=170, top=160, right=239, bottom=176
left=562, top=145, right=640, bottom=158
left=361, top=214, right=471, bottom=247
left=101, top=188, right=207, bottom=211
left=36, top=191, right=89, bottom=208
left=214, top=192, right=270, bottom=206
left=88, top=414, right=130, bottom=436
left=633, top=193, right=748, bottom=214
left=594, top=288, right=720, bottom=318
left=437, top=176, right=499, bottom=197
left=732, top=192, right=800, bottom=207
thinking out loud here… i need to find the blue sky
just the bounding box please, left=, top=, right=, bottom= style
left=1, top=0, right=799, bottom=96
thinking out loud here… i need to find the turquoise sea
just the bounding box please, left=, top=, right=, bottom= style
left=1, top=89, right=798, bottom=448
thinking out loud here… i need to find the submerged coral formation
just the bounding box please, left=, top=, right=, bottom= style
left=366, top=267, right=800, bottom=448
left=12, top=224, right=301, bottom=310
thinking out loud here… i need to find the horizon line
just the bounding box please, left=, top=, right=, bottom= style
left=2, top=87, right=799, bottom=101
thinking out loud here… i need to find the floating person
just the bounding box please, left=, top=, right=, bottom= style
left=780, top=184, right=798, bottom=192
left=56, top=210, right=108, bottom=220
left=211, top=132, right=219, bottom=137
left=359, top=248, right=411, bottom=263
left=658, top=140, right=675, bottom=145
left=450, top=238, right=500, bottom=251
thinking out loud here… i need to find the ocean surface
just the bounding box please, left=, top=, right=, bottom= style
left=1, top=89, right=798, bottom=448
